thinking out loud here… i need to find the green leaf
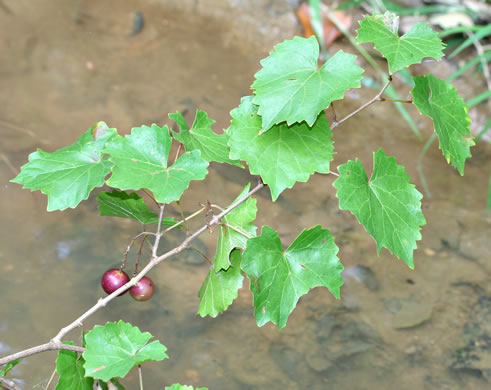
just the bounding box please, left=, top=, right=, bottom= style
left=252, top=36, right=363, bottom=131
left=0, top=359, right=21, bottom=377
left=241, top=225, right=342, bottom=329
left=411, top=74, right=474, bottom=175
left=83, top=320, right=168, bottom=381
left=169, top=110, right=242, bottom=167
left=356, top=12, right=445, bottom=74
left=198, top=249, right=244, bottom=318
left=165, top=385, right=208, bottom=390
left=213, top=183, right=257, bottom=271
left=104, top=124, right=209, bottom=203
left=11, top=122, right=116, bottom=211
left=55, top=343, right=93, bottom=390
left=97, top=190, right=178, bottom=227
left=227, top=96, right=334, bottom=201
left=333, top=149, right=426, bottom=268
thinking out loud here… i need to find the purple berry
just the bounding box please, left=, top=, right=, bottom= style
left=101, top=268, right=130, bottom=296
left=130, top=276, right=155, bottom=301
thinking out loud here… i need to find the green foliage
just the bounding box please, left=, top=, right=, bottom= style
left=83, top=321, right=168, bottom=381
left=7, top=10, right=478, bottom=389
left=198, top=249, right=244, bottom=318
left=411, top=74, right=474, bottom=175
left=241, top=225, right=342, bottom=329
left=11, top=122, right=116, bottom=211
left=213, top=183, right=257, bottom=271
left=97, top=190, right=178, bottom=226
left=0, top=359, right=20, bottom=377
left=55, top=343, right=93, bottom=390
left=165, top=384, right=208, bottom=390
left=356, top=12, right=445, bottom=74
left=227, top=96, right=334, bottom=200
left=105, top=124, right=209, bottom=203
left=252, top=36, right=363, bottom=131
left=333, top=149, right=426, bottom=269
left=169, top=110, right=242, bottom=167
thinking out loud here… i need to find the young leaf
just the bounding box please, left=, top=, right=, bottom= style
left=0, top=359, right=21, bottom=377
left=83, top=320, right=168, bottom=381
left=227, top=96, right=334, bottom=201
left=104, top=124, right=209, bottom=203
left=97, top=190, right=178, bottom=227
left=55, top=343, right=93, bottom=390
left=356, top=12, right=445, bottom=74
left=411, top=74, right=474, bottom=175
left=169, top=110, right=242, bottom=167
left=198, top=249, right=244, bottom=318
left=252, top=36, right=363, bottom=132
left=11, top=122, right=116, bottom=211
left=165, top=385, right=208, bottom=390
left=213, top=183, right=257, bottom=271
left=241, top=225, right=342, bottom=329
left=333, top=149, right=426, bottom=269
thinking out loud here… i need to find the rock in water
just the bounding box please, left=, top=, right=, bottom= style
left=450, top=295, right=491, bottom=379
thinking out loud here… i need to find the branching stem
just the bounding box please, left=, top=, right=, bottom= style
left=0, top=181, right=264, bottom=366
left=331, top=76, right=393, bottom=129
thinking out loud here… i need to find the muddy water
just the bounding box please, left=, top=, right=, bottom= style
left=1, top=1, right=490, bottom=389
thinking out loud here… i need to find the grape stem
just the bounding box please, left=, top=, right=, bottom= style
left=331, top=76, right=393, bottom=129
left=0, top=376, right=20, bottom=390
left=0, top=180, right=265, bottom=366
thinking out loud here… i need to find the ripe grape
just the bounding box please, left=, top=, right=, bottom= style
left=130, top=276, right=155, bottom=301
left=101, top=268, right=130, bottom=296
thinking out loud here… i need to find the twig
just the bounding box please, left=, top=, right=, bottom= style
left=44, top=367, right=57, bottom=390
left=331, top=76, right=392, bottom=129
left=220, top=222, right=253, bottom=240
left=138, top=365, right=144, bottom=390
left=189, top=246, right=212, bottom=265
left=161, top=206, right=206, bottom=235
left=468, top=31, right=491, bottom=95
left=0, top=376, right=20, bottom=390
left=173, top=143, right=182, bottom=165
left=133, top=235, right=147, bottom=275
left=380, top=98, right=412, bottom=104
left=151, top=204, right=165, bottom=259
left=0, top=342, right=85, bottom=366
left=141, top=189, right=159, bottom=209
left=175, top=200, right=189, bottom=233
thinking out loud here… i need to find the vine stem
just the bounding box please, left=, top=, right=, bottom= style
left=0, top=181, right=265, bottom=366
left=0, top=342, right=85, bottom=366
left=152, top=204, right=165, bottom=258
left=0, top=376, right=20, bottom=390
left=331, top=76, right=393, bottom=129
left=221, top=222, right=253, bottom=239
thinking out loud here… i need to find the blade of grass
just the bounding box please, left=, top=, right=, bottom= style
left=487, top=173, right=491, bottom=211
left=383, top=0, right=472, bottom=16
left=309, top=0, right=329, bottom=60
left=438, top=25, right=483, bottom=39
left=475, top=118, right=491, bottom=143
left=449, top=24, right=491, bottom=59
left=447, top=50, right=491, bottom=82
left=417, top=133, right=438, bottom=198
left=467, top=90, right=491, bottom=108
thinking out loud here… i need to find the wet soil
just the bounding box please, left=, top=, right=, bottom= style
left=1, top=1, right=490, bottom=389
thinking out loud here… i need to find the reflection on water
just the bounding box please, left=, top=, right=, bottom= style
left=1, top=1, right=490, bottom=389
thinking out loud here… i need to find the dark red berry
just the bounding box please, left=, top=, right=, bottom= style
left=101, top=268, right=130, bottom=296
left=130, top=276, right=155, bottom=301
